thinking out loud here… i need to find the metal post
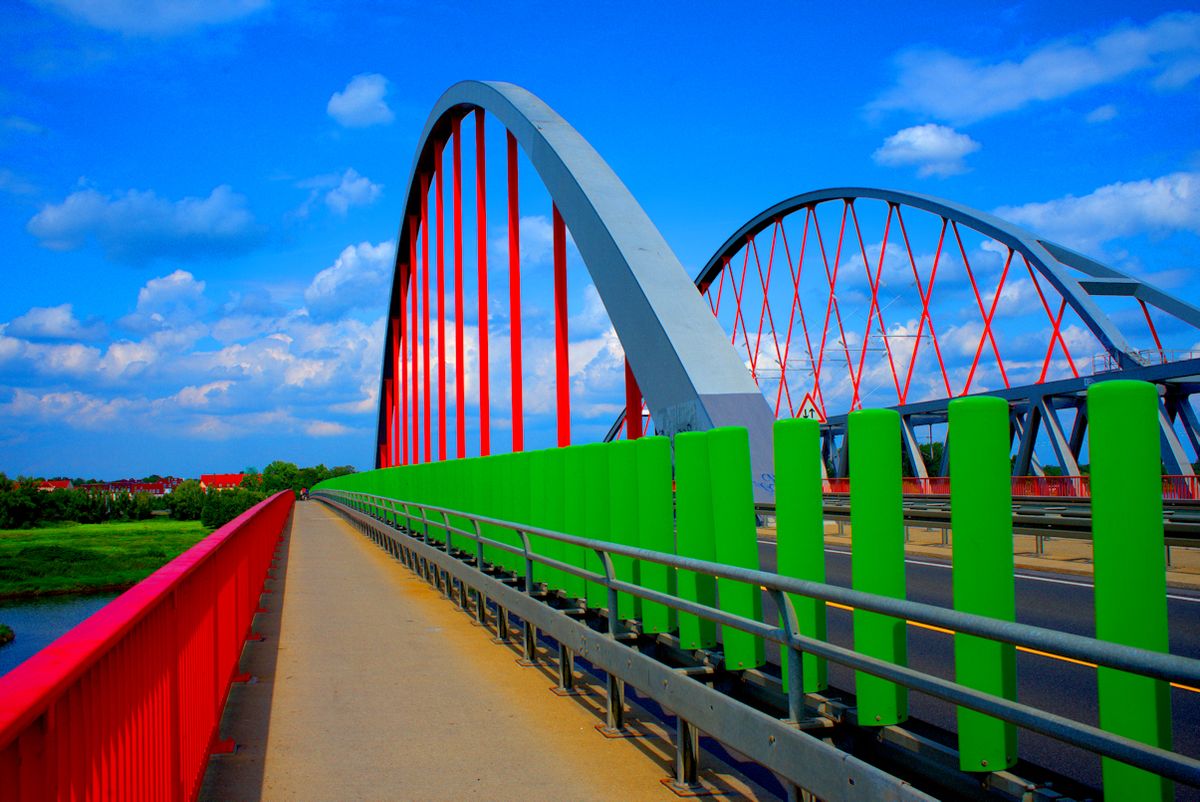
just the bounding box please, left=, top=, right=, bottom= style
left=521, top=619, right=538, bottom=665
left=553, top=203, right=570, bottom=447
left=770, top=590, right=805, bottom=724
left=672, top=717, right=701, bottom=791
left=555, top=643, right=577, bottom=694
left=507, top=130, right=524, bottom=452
left=495, top=606, right=509, bottom=643
left=605, top=671, right=626, bottom=733
left=475, top=108, right=491, bottom=457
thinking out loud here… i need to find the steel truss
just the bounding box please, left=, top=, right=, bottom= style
left=694, top=189, right=1200, bottom=485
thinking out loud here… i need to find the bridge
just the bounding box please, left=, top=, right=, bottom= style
left=2, top=81, right=1199, bottom=801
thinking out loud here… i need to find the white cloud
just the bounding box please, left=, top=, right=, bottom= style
left=1086, top=104, right=1118, bottom=123
left=871, top=12, right=1200, bottom=123
left=305, top=420, right=352, bottom=436
left=174, top=381, right=233, bottom=408
left=325, top=169, right=383, bottom=215
left=872, top=124, right=980, bottom=177
left=995, top=171, right=1200, bottom=253
left=327, top=74, right=394, bottom=128
left=488, top=214, right=554, bottom=267
left=27, top=184, right=261, bottom=263
left=2, top=389, right=138, bottom=429
left=304, top=241, right=394, bottom=320
left=37, top=0, right=268, bottom=36
left=120, top=270, right=208, bottom=333
left=8, top=304, right=105, bottom=340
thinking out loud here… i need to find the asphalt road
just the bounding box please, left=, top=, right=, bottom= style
left=754, top=538, right=1200, bottom=794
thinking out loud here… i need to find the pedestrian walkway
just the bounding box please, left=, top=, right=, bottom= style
left=199, top=501, right=764, bottom=801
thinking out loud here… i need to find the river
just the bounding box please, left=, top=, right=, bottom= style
left=0, top=592, right=120, bottom=677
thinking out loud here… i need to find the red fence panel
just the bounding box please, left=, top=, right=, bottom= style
left=0, top=491, right=293, bottom=802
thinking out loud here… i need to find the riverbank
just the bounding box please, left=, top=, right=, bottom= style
left=0, top=519, right=209, bottom=598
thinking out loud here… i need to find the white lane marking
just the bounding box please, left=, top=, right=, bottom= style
left=756, top=540, right=1200, bottom=603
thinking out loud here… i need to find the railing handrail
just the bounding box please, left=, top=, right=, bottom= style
left=0, top=491, right=292, bottom=744
left=316, top=489, right=1198, bottom=689
left=315, top=489, right=1200, bottom=789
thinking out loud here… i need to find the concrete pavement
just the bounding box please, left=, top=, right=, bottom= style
left=200, top=501, right=769, bottom=801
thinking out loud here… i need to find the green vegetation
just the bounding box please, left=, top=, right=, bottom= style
left=0, top=519, right=208, bottom=598
left=0, top=476, right=165, bottom=529
left=0, top=623, right=12, bottom=646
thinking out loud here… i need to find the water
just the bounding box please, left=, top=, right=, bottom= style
left=0, top=592, right=120, bottom=677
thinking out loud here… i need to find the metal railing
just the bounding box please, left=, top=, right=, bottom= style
left=316, top=488, right=1200, bottom=798
left=822, top=475, right=1200, bottom=500
left=0, top=492, right=293, bottom=801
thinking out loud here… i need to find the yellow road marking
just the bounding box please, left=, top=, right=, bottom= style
left=797, top=598, right=1200, bottom=694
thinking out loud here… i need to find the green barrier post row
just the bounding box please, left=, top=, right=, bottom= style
left=674, top=431, right=718, bottom=649
left=707, top=427, right=765, bottom=670
left=583, top=443, right=612, bottom=608
left=608, top=439, right=641, bottom=620
left=949, top=397, right=1017, bottom=771
left=849, top=408, right=908, bottom=726
left=1090, top=380, right=1173, bottom=801
left=636, top=436, right=677, bottom=634
left=561, top=446, right=589, bottom=604
left=773, top=418, right=828, bottom=694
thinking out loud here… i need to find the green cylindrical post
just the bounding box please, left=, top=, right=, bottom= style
left=543, top=447, right=570, bottom=594
left=636, top=436, right=677, bottom=634
left=849, top=408, right=907, bottom=726
left=707, top=427, right=765, bottom=670
left=774, top=418, right=828, bottom=693
left=674, top=431, right=718, bottom=649
left=582, top=443, right=611, bottom=608
left=479, top=456, right=500, bottom=567
left=561, top=446, right=589, bottom=604
left=1090, top=381, right=1173, bottom=801
left=607, top=440, right=641, bottom=620
left=949, top=397, right=1017, bottom=771
left=527, top=449, right=556, bottom=586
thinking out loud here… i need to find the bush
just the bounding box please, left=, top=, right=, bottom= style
left=200, top=488, right=265, bottom=529
left=170, top=480, right=205, bottom=520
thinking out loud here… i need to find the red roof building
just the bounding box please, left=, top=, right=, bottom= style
left=37, top=479, right=73, bottom=492
left=199, top=473, right=246, bottom=491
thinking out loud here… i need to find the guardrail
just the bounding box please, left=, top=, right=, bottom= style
left=316, top=487, right=1200, bottom=799
left=822, top=475, right=1200, bottom=500
left=0, top=491, right=293, bottom=801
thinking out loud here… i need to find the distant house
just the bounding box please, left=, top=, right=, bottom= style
left=37, top=479, right=73, bottom=492
left=76, top=480, right=166, bottom=497
left=200, top=473, right=246, bottom=491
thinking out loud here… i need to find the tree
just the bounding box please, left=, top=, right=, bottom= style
left=330, top=465, right=356, bottom=477
left=170, top=480, right=205, bottom=520
left=262, top=461, right=299, bottom=496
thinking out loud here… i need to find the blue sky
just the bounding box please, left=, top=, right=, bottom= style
left=1, top=0, right=1198, bottom=478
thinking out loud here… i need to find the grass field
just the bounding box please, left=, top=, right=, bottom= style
left=0, top=519, right=210, bottom=598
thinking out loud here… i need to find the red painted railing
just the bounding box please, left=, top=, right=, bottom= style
left=823, top=475, right=1200, bottom=500
left=0, top=491, right=293, bottom=801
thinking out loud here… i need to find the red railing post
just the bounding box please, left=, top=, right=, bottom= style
left=435, top=141, right=447, bottom=462
left=475, top=109, right=491, bottom=456
left=507, top=130, right=524, bottom=452
left=553, top=203, right=570, bottom=447
left=453, top=117, right=466, bottom=459
left=625, top=359, right=643, bottom=440
left=421, top=173, right=432, bottom=463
